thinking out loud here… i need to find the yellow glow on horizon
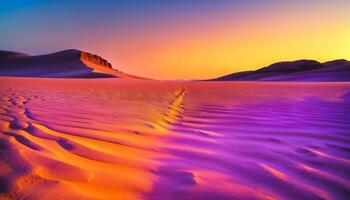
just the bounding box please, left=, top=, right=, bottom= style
left=96, top=3, right=350, bottom=80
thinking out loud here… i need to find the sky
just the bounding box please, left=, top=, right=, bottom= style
left=1, top=0, right=350, bottom=80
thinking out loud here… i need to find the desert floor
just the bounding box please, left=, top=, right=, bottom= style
left=0, top=77, right=350, bottom=200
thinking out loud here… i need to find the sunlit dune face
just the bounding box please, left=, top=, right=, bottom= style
left=0, top=78, right=181, bottom=199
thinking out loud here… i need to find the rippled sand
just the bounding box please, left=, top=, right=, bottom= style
left=0, top=77, right=350, bottom=200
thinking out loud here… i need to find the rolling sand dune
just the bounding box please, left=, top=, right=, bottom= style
left=212, top=59, right=350, bottom=82
left=1, top=77, right=350, bottom=199
left=0, top=50, right=143, bottom=78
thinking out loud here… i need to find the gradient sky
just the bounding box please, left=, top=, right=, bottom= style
left=1, top=0, right=350, bottom=79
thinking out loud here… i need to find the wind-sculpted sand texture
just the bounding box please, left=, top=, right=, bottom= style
left=0, top=77, right=350, bottom=199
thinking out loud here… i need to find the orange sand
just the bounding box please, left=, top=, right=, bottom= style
left=1, top=77, right=350, bottom=199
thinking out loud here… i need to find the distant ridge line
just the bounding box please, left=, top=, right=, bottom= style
left=209, top=59, right=350, bottom=82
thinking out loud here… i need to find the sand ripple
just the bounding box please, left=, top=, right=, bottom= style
left=0, top=78, right=350, bottom=199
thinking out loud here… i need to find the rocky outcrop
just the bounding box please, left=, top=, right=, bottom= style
left=80, top=51, right=113, bottom=69
left=0, top=49, right=144, bottom=78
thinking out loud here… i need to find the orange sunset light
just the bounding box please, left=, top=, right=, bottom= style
left=2, top=1, right=349, bottom=79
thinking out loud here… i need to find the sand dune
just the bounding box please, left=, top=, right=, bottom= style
left=0, top=49, right=143, bottom=78
left=212, top=59, right=350, bottom=82
left=1, top=77, right=350, bottom=199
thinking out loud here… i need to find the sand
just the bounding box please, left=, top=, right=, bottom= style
left=0, top=50, right=143, bottom=78
left=0, top=77, right=350, bottom=199
left=213, top=59, right=350, bottom=82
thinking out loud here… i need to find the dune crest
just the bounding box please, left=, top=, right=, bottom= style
left=0, top=49, right=144, bottom=78
left=212, top=59, right=350, bottom=82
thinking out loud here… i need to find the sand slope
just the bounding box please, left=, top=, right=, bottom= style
left=0, top=49, right=142, bottom=78
left=212, top=59, right=350, bottom=82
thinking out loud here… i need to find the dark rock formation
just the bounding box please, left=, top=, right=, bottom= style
left=80, top=51, right=113, bottom=69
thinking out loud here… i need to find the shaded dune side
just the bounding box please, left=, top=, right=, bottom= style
left=212, top=59, right=350, bottom=82
left=0, top=49, right=143, bottom=78
left=144, top=87, right=280, bottom=200
left=0, top=50, right=28, bottom=58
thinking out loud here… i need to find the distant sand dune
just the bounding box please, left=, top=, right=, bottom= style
left=211, top=59, right=350, bottom=82
left=0, top=49, right=144, bottom=78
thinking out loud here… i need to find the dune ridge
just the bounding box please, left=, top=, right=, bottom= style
left=0, top=49, right=144, bottom=78
left=212, top=59, right=350, bottom=82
